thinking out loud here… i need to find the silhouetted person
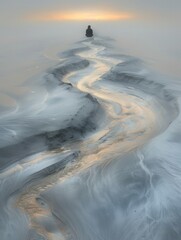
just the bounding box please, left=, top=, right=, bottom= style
left=86, top=25, right=93, bottom=37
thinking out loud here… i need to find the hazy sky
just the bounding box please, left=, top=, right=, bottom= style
left=1, top=0, right=181, bottom=24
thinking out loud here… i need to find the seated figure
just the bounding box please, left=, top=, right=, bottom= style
left=86, top=25, right=93, bottom=37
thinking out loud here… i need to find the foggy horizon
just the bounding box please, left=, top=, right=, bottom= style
left=0, top=1, right=181, bottom=240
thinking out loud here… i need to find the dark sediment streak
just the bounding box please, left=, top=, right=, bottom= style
left=0, top=55, right=105, bottom=171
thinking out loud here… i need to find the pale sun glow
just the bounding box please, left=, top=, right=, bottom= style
left=27, top=11, right=134, bottom=21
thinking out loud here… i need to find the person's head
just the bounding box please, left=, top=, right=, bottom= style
left=88, top=25, right=91, bottom=29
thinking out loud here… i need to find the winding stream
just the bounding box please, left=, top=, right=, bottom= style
left=0, top=38, right=179, bottom=240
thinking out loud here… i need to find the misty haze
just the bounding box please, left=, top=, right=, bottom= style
left=0, top=1, right=181, bottom=240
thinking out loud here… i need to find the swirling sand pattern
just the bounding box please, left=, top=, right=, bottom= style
left=0, top=38, right=180, bottom=240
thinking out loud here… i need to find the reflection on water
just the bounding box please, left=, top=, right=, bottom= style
left=0, top=38, right=178, bottom=239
